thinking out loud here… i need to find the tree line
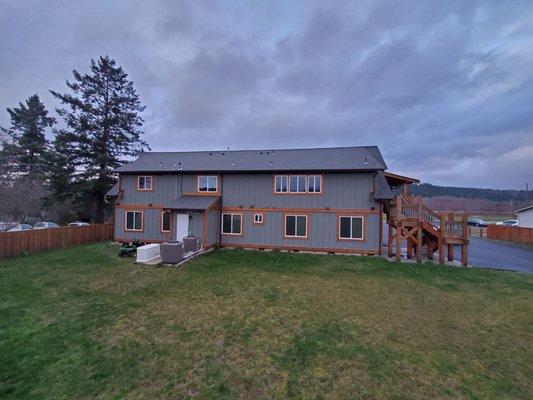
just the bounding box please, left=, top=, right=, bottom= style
left=410, top=183, right=532, bottom=203
left=0, top=56, right=148, bottom=225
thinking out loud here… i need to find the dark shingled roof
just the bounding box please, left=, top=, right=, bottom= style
left=105, top=183, right=119, bottom=197
left=374, top=171, right=394, bottom=200
left=115, top=146, right=387, bottom=173
left=164, top=195, right=219, bottom=210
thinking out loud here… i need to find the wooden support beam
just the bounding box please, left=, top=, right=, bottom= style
left=407, top=237, right=413, bottom=259
left=416, top=225, right=422, bottom=263
left=387, top=219, right=393, bottom=258
left=439, top=213, right=445, bottom=264
left=447, top=212, right=454, bottom=262
left=396, top=226, right=401, bottom=262
left=461, top=213, right=468, bottom=267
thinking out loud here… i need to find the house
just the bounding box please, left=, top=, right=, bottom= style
left=107, top=146, right=419, bottom=255
left=514, top=205, right=533, bottom=228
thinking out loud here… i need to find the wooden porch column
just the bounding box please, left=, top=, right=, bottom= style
left=387, top=220, right=393, bottom=258
left=407, top=238, right=413, bottom=259
left=461, top=213, right=468, bottom=267
left=395, top=195, right=402, bottom=261
left=416, top=196, right=423, bottom=263
left=439, top=213, right=445, bottom=264
left=447, top=212, right=454, bottom=262
left=378, top=203, right=383, bottom=256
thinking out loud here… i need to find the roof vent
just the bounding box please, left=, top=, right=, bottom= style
left=259, top=151, right=263, bottom=155
left=178, top=162, right=182, bottom=170
left=364, top=157, right=368, bottom=165
left=269, top=160, right=274, bottom=166
left=232, top=160, right=236, bottom=166
left=159, top=161, right=163, bottom=167
left=209, top=152, right=213, bottom=156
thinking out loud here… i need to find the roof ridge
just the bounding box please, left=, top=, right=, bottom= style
left=141, top=145, right=380, bottom=155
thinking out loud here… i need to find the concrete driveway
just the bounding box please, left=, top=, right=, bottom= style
left=383, top=223, right=533, bottom=273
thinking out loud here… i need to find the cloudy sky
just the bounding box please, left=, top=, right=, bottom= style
left=1, top=0, right=532, bottom=189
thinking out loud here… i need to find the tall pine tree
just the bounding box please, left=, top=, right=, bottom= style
left=51, top=56, right=148, bottom=222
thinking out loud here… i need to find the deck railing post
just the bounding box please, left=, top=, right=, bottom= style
left=461, top=213, right=468, bottom=267
left=395, top=195, right=402, bottom=261
left=447, top=212, right=454, bottom=262
left=439, top=213, right=445, bottom=264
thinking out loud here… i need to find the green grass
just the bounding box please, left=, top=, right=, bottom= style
left=0, top=243, right=532, bottom=399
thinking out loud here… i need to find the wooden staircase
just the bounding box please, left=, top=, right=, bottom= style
left=385, top=193, right=469, bottom=266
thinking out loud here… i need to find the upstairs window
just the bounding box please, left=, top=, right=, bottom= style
left=125, top=211, right=143, bottom=231
left=289, top=175, right=306, bottom=193
left=285, top=215, right=307, bottom=238
left=161, top=211, right=171, bottom=233
left=339, top=216, right=364, bottom=240
left=137, top=176, right=153, bottom=191
left=222, top=213, right=242, bottom=235
left=198, top=176, right=218, bottom=192
left=308, top=175, right=322, bottom=193
left=275, top=175, right=288, bottom=193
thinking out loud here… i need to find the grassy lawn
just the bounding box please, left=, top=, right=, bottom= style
left=1, top=244, right=532, bottom=399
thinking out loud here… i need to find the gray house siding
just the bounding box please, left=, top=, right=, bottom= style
left=114, top=171, right=381, bottom=254
left=220, top=211, right=380, bottom=253
left=221, top=172, right=377, bottom=209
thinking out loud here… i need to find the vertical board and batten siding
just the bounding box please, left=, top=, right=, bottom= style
left=0, top=223, right=113, bottom=259
left=206, top=207, right=221, bottom=247
left=221, top=172, right=376, bottom=209
left=487, top=225, right=533, bottom=245
left=220, top=212, right=380, bottom=252
left=120, top=174, right=178, bottom=205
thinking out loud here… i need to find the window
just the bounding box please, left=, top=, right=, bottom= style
left=275, top=175, right=288, bottom=193
left=253, top=213, right=264, bottom=224
left=308, top=175, right=322, bottom=193
left=137, top=176, right=153, bottom=191
left=125, top=211, right=143, bottom=231
left=285, top=215, right=307, bottom=238
left=289, top=175, right=306, bottom=193
left=161, top=211, right=171, bottom=232
left=221, top=213, right=242, bottom=235
left=339, top=216, right=364, bottom=240
left=198, top=176, right=218, bottom=192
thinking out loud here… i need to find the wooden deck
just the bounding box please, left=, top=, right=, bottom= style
left=385, top=193, right=469, bottom=266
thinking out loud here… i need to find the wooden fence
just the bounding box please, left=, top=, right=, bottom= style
left=486, top=225, right=533, bottom=245
left=0, top=223, right=114, bottom=259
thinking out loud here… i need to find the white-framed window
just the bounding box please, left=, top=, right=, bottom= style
left=125, top=211, right=143, bottom=231
left=198, top=176, right=218, bottom=192
left=274, top=175, right=288, bottom=193
left=308, top=175, right=322, bottom=193
left=221, top=213, right=242, bottom=235
left=161, top=211, right=171, bottom=232
left=137, top=176, right=153, bottom=191
left=338, top=216, right=364, bottom=240
left=253, top=213, right=264, bottom=224
left=284, top=215, right=307, bottom=238
left=289, top=175, right=306, bottom=193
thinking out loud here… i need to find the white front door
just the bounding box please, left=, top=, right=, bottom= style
left=176, top=214, right=189, bottom=241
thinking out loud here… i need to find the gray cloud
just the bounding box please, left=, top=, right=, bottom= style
left=0, top=0, right=532, bottom=189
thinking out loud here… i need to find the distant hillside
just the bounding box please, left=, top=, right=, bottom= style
left=410, top=183, right=532, bottom=202
left=408, top=183, right=532, bottom=214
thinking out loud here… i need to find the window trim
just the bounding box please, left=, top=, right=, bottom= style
left=307, top=175, right=323, bottom=193
left=221, top=213, right=243, bottom=235
left=124, top=210, right=144, bottom=232
left=273, top=175, right=289, bottom=193
left=273, top=174, right=324, bottom=195
left=253, top=213, right=264, bottom=224
left=137, top=176, right=153, bottom=191
left=337, top=215, right=365, bottom=241
left=197, top=175, right=219, bottom=193
left=160, top=210, right=172, bottom=233
left=283, top=214, right=308, bottom=239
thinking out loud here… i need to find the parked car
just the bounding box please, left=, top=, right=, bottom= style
left=8, top=224, right=33, bottom=232
left=496, top=219, right=518, bottom=227
left=34, top=222, right=60, bottom=229
left=467, top=217, right=488, bottom=227
left=68, top=222, right=90, bottom=227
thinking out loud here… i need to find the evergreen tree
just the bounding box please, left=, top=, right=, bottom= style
left=0, top=94, right=54, bottom=180
left=51, top=56, right=148, bottom=222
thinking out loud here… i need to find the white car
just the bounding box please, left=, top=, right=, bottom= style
left=8, top=223, right=33, bottom=232
left=68, top=222, right=90, bottom=227
left=496, top=219, right=518, bottom=227
left=34, top=222, right=60, bottom=229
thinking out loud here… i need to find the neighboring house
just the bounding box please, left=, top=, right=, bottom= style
left=515, top=205, right=533, bottom=228
left=107, top=146, right=417, bottom=255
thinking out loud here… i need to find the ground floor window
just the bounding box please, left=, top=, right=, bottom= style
left=222, top=213, right=242, bottom=235
left=125, top=211, right=143, bottom=231
left=253, top=213, right=264, bottom=224
left=161, top=211, right=171, bottom=232
left=285, top=215, right=307, bottom=238
left=339, top=216, right=364, bottom=240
